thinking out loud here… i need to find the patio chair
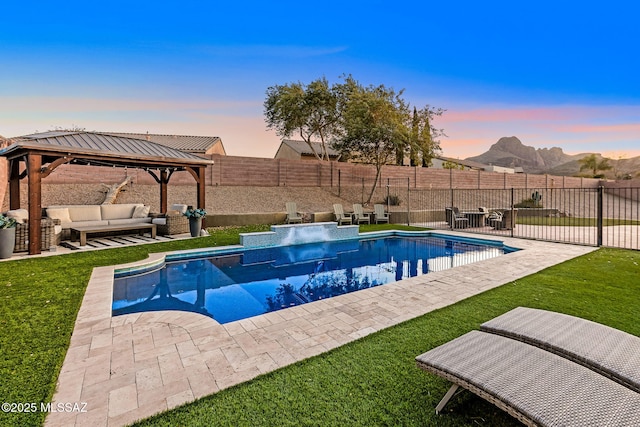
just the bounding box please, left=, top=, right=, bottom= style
left=492, top=208, right=517, bottom=230
left=285, top=202, right=303, bottom=224
left=352, top=204, right=370, bottom=224
left=333, top=204, right=353, bottom=225
left=150, top=203, right=189, bottom=235
left=416, top=330, right=640, bottom=425
left=444, top=207, right=468, bottom=229
left=373, top=204, right=389, bottom=224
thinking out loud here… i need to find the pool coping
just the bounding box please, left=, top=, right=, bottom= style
left=45, top=231, right=597, bottom=427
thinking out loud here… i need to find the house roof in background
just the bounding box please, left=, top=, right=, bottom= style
left=103, top=132, right=224, bottom=154
left=436, top=156, right=488, bottom=170
left=1, top=131, right=212, bottom=167
left=280, top=139, right=340, bottom=157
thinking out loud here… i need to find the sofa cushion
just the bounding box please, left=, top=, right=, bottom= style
left=67, top=206, right=103, bottom=222
left=107, top=218, right=152, bottom=225
left=151, top=218, right=167, bottom=225
left=100, top=204, right=139, bottom=220
left=47, top=207, right=72, bottom=223
left=132, top=205, right=151, bottom=218
left=7, top=208, right=29, bottom=224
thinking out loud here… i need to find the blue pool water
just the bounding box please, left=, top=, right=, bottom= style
left=113, top=235, right=516, bottom=324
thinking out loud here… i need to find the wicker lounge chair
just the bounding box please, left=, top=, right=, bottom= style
left=150, top=212, right=189, bottom=235
left=352, top=204, right=370, bottom=224
left=14, top=218, right=61, bottom=252
left=481, top=307, right=640, bottom=393
left=333, top=204, right=353, bottom=225
left=285, top=202, right=303, bottom=224
left=416, top=330, right=640, bottom=426
left=150, top=203, right=189, bottom=235
left=373, top=204, right=389, bottom=224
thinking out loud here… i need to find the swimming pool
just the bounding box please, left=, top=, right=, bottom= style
left=113, top=233, right=517, bottom=324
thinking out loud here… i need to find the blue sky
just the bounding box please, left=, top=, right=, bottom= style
left=2, top=1, right=639, bottom=159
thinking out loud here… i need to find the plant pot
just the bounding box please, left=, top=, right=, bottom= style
left=189, top=218, right=202, bottom=238
left=0, top=227, right=16, bottom=259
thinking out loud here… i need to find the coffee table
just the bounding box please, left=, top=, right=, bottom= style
left=70, top=223, right=157, bottom=246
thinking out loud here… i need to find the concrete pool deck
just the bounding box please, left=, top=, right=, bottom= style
left=45, top=232, right=597, bottom=426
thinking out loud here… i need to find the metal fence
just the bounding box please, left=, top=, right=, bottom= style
left=387, top=182, right=640, bottom=250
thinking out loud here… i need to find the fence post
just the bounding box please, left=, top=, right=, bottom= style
left=510, top=187, right=515, bottom=237
left=406, top=178, right=410, bottom=226
left=597, top=186, right=603, bottom=246
left=449, top=188, right=454, bottom=230
left=386, top=178, right=390, bottom=210
left=338, top=170, right=341, bottom=197
left=361, top=177, right=365, bottom=204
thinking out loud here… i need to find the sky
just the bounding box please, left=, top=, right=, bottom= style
left=2, top=1, right=639, bottom=160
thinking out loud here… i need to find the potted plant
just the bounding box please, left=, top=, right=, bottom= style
left=0, top=213, right=17, bottom=259
left=184, top=207, right=207, bottom=237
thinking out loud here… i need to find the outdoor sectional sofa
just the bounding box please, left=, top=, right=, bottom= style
left=45, top=203, right=153, bottom=240
left=44, top=203, right=190, bottom=239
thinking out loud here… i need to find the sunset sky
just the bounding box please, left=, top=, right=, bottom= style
left=2, top=1, right=639, bottom=160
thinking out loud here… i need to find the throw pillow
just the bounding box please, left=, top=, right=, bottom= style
left=46, top=207, right=72, bottom=223
left=133, top=205, right=151, bottom=218
left=7, top=208, right=28, bottom=224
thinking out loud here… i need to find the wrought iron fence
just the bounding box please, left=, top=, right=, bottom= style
left=387, top=184, right=640, bottom=250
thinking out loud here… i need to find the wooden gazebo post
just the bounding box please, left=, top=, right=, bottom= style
left=27, top=153, right=43, bottom=255
left=160, top=169, right=169, bottom=214
left=196, top=166, right=206, bottom=210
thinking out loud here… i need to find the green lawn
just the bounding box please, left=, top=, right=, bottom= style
left=0, top=225, right=638, bottom=426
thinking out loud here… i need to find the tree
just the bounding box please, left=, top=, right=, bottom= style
left=413, top=106, right=445, bottom=167
left=578, top=154, right=613, bottom=178
left=443, top=160, right=464, bottom=170
left=264, top=77, right=340, bottom=161
left=332, top=80, right=409, bottom=204
left=394, top=105, right=445, bottom=167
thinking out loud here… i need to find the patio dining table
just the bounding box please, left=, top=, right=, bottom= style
left=462, top=212, right=487, bottom=227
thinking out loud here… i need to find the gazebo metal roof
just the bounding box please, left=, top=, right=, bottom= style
left=0, top=131, right=212, bottom=255
left=3, top=131, right=212, bottom=168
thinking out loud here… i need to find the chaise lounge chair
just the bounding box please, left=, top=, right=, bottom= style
left=285, top=202, right=303, bottom=224
left=333, top=204, right=353, bottom=226
left=415, top=307, right=640, bottom=426
left=480, top=307, right=640, bottom=393
left=373, top=204, right=389, bottom=224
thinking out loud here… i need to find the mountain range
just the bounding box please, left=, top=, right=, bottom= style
left=465, top=136, right=640, bottom=178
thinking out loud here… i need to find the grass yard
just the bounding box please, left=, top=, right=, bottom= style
left=0, top=224, right=638, bottom=426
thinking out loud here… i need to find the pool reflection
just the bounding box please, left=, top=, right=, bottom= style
left=113, top=236, right=508, bottom=323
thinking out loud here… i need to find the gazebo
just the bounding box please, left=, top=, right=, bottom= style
left=0, top=131, right=213, bottom=255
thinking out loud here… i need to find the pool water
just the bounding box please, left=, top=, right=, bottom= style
left=113, top=235, right=514, bottom=324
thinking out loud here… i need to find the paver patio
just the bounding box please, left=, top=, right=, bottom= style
left=45, top=231, right=596, bottom=426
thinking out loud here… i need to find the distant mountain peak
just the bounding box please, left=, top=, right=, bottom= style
left=466, top=136, right=576, bottom=173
